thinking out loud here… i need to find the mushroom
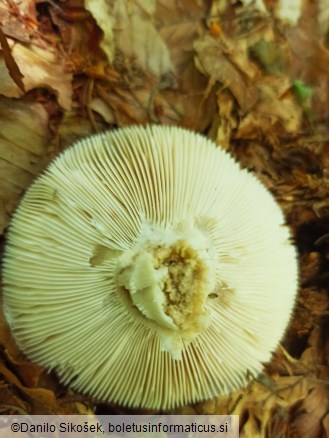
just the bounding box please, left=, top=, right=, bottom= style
left=2, top=125, right=298, bottom=409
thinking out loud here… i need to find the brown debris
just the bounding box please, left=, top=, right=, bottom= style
left=0, top=0, right=328, bottom=430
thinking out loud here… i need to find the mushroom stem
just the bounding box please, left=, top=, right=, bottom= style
left=115, top=223, right=215, bottom=359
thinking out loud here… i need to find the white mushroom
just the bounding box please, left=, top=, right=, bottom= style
left=2, top=125, right=298, bottom=409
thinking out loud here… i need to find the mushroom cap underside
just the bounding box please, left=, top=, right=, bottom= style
left=2, top=125, right=298, bottom=409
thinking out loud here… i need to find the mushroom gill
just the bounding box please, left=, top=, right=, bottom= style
left=2, top=125, right=298, bottom=409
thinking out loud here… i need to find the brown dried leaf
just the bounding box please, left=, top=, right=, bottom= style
left=287, top=26, right=329, bottom=85
left=157, top=0, right=216, bottom=129
left=241, top=411, right=263, bottom=438
left=211, top=346, right=316, bottom=436
left=49, top=4, right=104, bottom=73
left=0, top=349, right=45, bottom=389
left=91, top=0, right=216, bottom=131
left=318, top=0, right=329, bottom=38
left=0, top=96, right=50, bottom=234
left=208, top=91, right=237, bottom=149
left=194, top=34, right=254, bottom=111
left=56, top=110, right=104, bottom=150
left=0, top=361, right=69, bottom=414
left=293, top=288, right=329, bottom=338
left=323, top=413, right=329, bottom=438
left=0, top=42, right=72, bottom=110
left=294, top=383, right=329, bottom=438
left=84, top=0, right=115, bottom=63
left=0, top=382, right=29, bottom=414
left=0, top=0, right=38, bottom=43
left=86, top=0, right=174, bottom=79
left=97, top=82, right=182, bottom=126
left=236, top=76, right=302, bottom=141
left=0, top=26, right=24, bottom=92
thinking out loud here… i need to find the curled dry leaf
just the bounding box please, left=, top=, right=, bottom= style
left=274, top=0, right=303, bottom=25
left=48, top=6, right=104, bottom=73
left=0, top=26, right=24, bottom=92
left=0, top=41, right=72, bottom=110
left=89, top=0, right=216, bottom=130
left=194, top=34, right=258, bottom=112
left=240, top=0, right=267, bottom=15
left=84, top=0, right=115, bottom=63
left=236, top=76, right=302, bottom=141
left=211, top=330, right=328, bottom=436
left=286, top=26, right=329, bottom=85
left=219, top=371, right=311, bottom=436
left=296, top=292, right=324, bottom=339
left=55, top=111, right=99, bottom=151
left=193, top=28, right=302, bottom=145
left=318, top=0, right=329, bottom=38
left=0, top=346, right=44, bottom=389
left=323, top=413, right=329, bottom=438
left=90, top=97, right=115, bottom=124
left=209, top=91, right=237, bottom=149
left=96, top=81, right=182, bottom=126
left=0, top=97, right=50, bottom=234
left=294, top=383, right=329, bottom=438
left=240, top=0, right=302, bottom=25
left=0, top=382, right=29, bottom=414
left=0, top=0, right=38, bottom=43
left=241, top=411, right=263, bottom=438
left=156, top=0, right=217, bottom=129
left=85, top=0, right=174, bottom=79
left=0, top=360, right=71, bottom=414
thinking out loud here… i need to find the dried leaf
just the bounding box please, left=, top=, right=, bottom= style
left=0, top=42, right=72, bottom=110
left=286, top=26, right=329, bottom=84
left=236, top=76, right=302, bottom=141
left=0, top=25, right=24, bottom=92
left=241, top=411, right=263, bottom=438
left=241, top=0, right=302, bottom=24
left=323, top=413, right=329, bottom=438
left=86, top=0, right=174, bottom=79
left=249, top=40, right=284, bottom=75
left=91, top=0, right=216, bottom=130
left=113, top=0, right=174, bottom=78
left=210, top=91, right=237, bottom=149
left=240, top=0, right=267, bottom=14
left=194, top=34, right=254, bottom=111
left=84, top=0, right=115, bottom=63
left=0, top=348, right=45, bottom=389
left=90, top=97, right=115, bottom=123
left=56, top=110, right=102, bottom=150
left=0, top=97, right=50, bottom=234
left=0, top=0, right=328, bottom=424
left=157, top=0, right=216, bottom=129
left=0, top=0, right=38, bottom=43
left=0, top=382, right=29, bottom=414
left=318, top=0, right=329, bottom=38
left=0, top=361, right=68, bottom=414
left=294, top=384, right=329, bottom=438
left=274, top=0, right=303, bottom=25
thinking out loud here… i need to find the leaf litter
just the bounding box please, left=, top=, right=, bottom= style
left=0, top=0, right=328, bottom=434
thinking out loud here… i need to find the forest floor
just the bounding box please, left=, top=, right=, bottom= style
left=0, top=1, right=328, bottom=437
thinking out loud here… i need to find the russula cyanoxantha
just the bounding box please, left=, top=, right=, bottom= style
left=2, top=125, right=298, bottom=409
